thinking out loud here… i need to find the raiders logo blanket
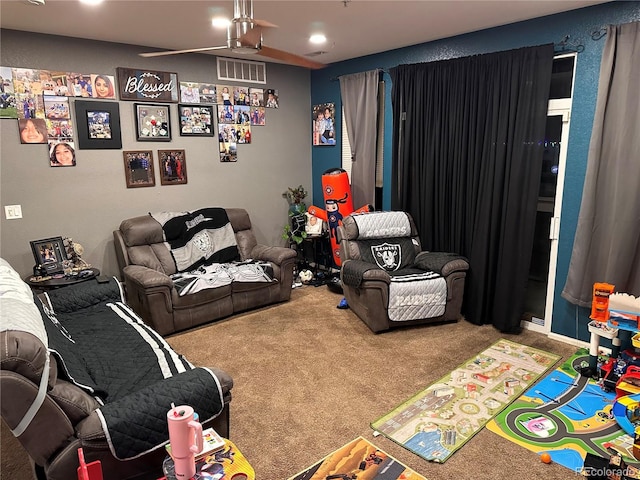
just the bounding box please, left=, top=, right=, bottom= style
left=38, top=280, right=224, bottom=460
left=151, top=207, right=239, bottom=272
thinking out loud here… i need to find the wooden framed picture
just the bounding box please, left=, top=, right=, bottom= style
left=74, top=100, right=122, bottom=149
left=134, top=103, right=171, bottom=141
left=158, top=149, right=187, bottom=185
left=30, top=236, right=66, bottom=274
left=178, top=104, right=214, bottom=136
left=123, top=150, right=155, bottom=188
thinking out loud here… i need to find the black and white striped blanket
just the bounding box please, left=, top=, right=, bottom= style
left=39, top=280, right=224, bottom=460
left=150, top=207, right=239, bottom=273
left=171, top=260, right=275, bottom=296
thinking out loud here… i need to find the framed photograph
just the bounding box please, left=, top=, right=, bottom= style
left=74, top=100, right=122, bottom=149
left=30, top=236, right=66, bottom=274
left=313, top=102, right=336, bottom=146
left=123, top=150, right=155, bottom=188
left=305, top=212, right=324, bottom=235
left=158, top=149, right=187, bottom=185
left=134, top=103, right=171, bottom=141
left=178, top=104, right=214, bottom=136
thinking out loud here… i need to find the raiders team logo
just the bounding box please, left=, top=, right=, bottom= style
left=371, top=243, right=401, bottom=271
left=192, top=230, right=212, bottom=254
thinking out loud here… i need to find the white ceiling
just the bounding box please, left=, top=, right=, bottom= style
left=1, top=0, right=611, bottom=68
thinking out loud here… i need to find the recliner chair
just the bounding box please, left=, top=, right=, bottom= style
left=337, top=211, right=469, bottom=333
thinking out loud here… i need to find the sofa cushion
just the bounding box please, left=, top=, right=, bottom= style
left=171, top=284, right=232, bottom=307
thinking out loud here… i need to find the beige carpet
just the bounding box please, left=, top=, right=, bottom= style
left=2, top=286, right=581, bottom=480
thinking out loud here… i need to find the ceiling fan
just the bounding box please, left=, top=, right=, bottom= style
left=139, top=0, right=325, bottom=69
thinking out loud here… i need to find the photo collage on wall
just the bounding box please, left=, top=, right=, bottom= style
left=179, top=81, right=277, bottom=162
left=1, top=66, right=117, bottom=167
left=3, top=63, right=282, bottom=171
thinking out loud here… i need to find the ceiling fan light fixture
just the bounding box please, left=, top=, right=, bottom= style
left=309, top=34, right=327, bottom=44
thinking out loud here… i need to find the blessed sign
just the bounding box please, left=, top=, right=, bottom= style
left=116, top=67, right=179, bottom=103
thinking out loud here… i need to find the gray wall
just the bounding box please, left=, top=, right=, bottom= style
left=0, top=29, right=312, bottom=278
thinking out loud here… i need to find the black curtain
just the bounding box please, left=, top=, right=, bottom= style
left=390, top=44, right=554, bottom=333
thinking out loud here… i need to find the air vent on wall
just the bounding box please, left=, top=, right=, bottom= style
left=217, top=57, right=266, bottom=84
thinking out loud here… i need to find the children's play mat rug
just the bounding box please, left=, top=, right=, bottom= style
left=371, top=339, right=560, bottom=463
left=288, top=436, right=426, bottom=480
left=487, top=347, right=640, bottom=473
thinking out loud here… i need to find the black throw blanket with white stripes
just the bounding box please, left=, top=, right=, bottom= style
left=39, top=280, right=224, bottom=460
left=151, top=207, right=239, bottom=273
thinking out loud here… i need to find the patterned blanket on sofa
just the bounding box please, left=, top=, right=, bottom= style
left=151, top=207, right=239, bottom=272
left=171, top=260, right=275, bottom=296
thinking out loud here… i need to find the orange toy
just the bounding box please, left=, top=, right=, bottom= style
left=308, top=168, right=372, bottom=266
left=590, top=282, right=615, bottom=322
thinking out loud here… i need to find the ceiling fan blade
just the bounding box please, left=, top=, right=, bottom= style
left=139, top=46, right=227, bottom=58
left=253, top=18, right=278, bottom=29
left=258, top=46, right=326, bottom=70
left=239, top=26, right=263, bottom=47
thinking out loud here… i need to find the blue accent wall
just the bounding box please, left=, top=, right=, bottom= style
left=311, top=2, right=640, bottom=341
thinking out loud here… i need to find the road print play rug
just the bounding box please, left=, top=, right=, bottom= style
left=487, top=348, right=640, bottom=474
left=371, top=339, right=559, bottom=463
left=287, top=436, right=426, bottom=480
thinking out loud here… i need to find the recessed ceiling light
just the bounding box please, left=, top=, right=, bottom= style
left=309, top=34, right=327, bottom=44
left=79, top=0, right=103, bottom=4
left=212, top=17, right=231, bottom=28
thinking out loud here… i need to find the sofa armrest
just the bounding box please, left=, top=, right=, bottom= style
left=414, top=252, right=469, bottom=276
left=122, top=265, right=173, bottom=289
left=342, top=259, right=391, bottom=287
left=78, top=368, right=228, bottom=460
left=250, top=244, right=297, bottom=265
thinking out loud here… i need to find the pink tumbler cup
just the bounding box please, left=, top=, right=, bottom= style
left=167, top=405, right=203, bottom=479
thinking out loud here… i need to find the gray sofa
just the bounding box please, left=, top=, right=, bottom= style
left=114, top=207, right=297, bottom=336
left=0, top=258, right=233, bottom=480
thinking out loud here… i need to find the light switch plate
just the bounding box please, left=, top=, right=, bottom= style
left=4, top=205, right=23, bottom=219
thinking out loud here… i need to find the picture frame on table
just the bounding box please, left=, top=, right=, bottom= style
left=178, top=104, right=214, bottom=136
left=134, top=103, right=171, bottom=141
left=74, top=100, right=122, bottom=149
left=123, top=150, right=155, bottom=188
left=158, top=149, right=187, bottom=185
left=30, top=236, right=66, bottom=274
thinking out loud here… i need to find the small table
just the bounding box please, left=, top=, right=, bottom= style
left=24, top=267, right=100, bottom=291
left=292, top=233, right=332, bottom=273
left=161, top=439, right=255, bottom=480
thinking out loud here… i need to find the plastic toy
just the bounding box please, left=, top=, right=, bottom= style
left=308, top=168, right=372, bottom=267
left=590, top=282, right=615, bottom=322
left=540, top=452, right=552, bottom=464
left=608, top=292, right=640, bottom=330
left=77, top=448, right=103, bottom=480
